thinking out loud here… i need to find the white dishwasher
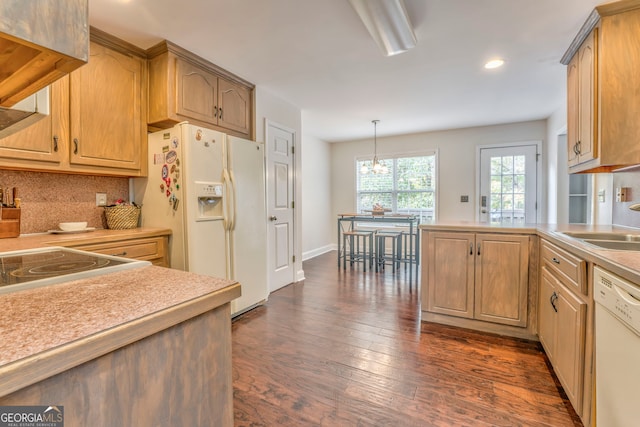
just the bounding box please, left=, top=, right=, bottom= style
left=594, top=266, right=640, bottom=427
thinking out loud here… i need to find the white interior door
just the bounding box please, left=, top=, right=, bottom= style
left=266, top=121, right=295, bottom=292
left=479, top=144, right=538, bottom=224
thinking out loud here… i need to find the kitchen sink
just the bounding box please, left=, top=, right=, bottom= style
left=562, top=231, right=640, bottom=241
left=560, top=231, right=640, bottom=251
left=583, top=240, right=640, bottom=250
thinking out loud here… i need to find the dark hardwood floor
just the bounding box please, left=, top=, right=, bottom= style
left=232, top=251, right=582, bottom=426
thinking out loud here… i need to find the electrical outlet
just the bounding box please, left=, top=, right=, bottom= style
left=96, top=193, right=107, bottom=207
left=460, top=195, right=469, bottom=202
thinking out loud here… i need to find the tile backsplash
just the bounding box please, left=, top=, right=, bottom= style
left=0, top=170, right=128, bottom=234
left=612, top=169, right=640, bottom=228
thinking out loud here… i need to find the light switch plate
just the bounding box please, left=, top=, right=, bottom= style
left=96, top=193, right=107, bottom=207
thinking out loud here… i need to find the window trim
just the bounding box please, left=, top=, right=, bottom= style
left=354, top=149, right=438, bottom=223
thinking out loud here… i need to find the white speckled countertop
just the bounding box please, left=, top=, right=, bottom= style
left=0, top=228, right=240, bottom=397
left=420, top=222, right=640, bottom=285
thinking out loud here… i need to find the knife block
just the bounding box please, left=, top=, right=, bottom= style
left=0, top=207, right=20, bottom=238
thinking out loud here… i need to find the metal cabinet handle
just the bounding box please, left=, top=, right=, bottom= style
left=219, top=107, right=223, bottom=120
left=214, top=106, right=218, bottom=118
left=53, top=136, right=59, bottom=152
left=469, top=242, right=473, bottom=255
left=477, top=243, right=481, bottom=256
left=550, top=291, right=558, bottom=312
left=73, top=138, right=79, bottom=154
left=111, top=251, right=127, bottom=257
left=551, top=257, right=560, bottom=264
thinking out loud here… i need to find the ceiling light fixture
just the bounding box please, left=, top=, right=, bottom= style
left=360, top=120, right=388, bottom=175
left=484, top=58, right=505, bottom=69
left=349, top=0, right=417, bottom=56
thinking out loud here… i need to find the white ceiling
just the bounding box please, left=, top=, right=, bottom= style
left=88, top=0, right=602, bottom=142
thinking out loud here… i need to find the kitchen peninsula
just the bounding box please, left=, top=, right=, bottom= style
left=0, top=228, right=240, bottom=426
left=420, top=221, right=640, bottom=427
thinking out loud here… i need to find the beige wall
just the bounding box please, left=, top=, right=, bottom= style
left=301, top=131, right=332, bottom=260
left=255, top=86, right=305, bottom=283
left=329, top=120, right=547, bottom=244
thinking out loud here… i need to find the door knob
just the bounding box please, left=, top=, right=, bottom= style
left=269, top=216, right=278, bottom=221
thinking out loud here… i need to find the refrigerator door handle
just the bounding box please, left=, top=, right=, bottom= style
left=222, top=168, right=232, bottom=231
left=229, top=169, right=238, bottom=231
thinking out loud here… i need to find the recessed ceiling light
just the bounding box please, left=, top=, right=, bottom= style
left=484, top=59, right=505, bottom=69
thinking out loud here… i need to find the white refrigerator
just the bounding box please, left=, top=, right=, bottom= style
left=133, top=122, right=268, bottom=316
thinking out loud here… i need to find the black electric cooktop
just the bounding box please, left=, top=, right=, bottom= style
left=0, top=247, right=150, bottom=294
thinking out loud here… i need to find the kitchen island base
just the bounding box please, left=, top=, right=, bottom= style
left=0, top=303, right=234, bottom=427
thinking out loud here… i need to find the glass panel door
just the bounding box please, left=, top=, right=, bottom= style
left=479, top=145, right=538, bottom=224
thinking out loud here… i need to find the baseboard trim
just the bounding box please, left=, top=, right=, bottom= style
left=302, top=244, right=337, bottom=261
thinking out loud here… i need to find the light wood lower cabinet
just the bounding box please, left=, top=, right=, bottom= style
left=538, top=239, right=590, bottom=425
left=540, top=268, right=587, bottom=413
left=0, top=303, right=234, bottom=426
left=425, top=231, right=529, bottom=328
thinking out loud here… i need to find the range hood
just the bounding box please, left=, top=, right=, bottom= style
left=0, top=0, right=88, bottom=107
left=0, top=88, right=50, bottom=138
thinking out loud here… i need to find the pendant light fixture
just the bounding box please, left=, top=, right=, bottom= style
left=360, top=120, right=388, bottom=175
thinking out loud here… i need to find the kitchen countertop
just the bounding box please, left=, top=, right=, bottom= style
left=0, top=227, right=240, bottom=397
left=420, top=222, right=640, bottom=286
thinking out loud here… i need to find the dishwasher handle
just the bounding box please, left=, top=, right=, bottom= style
left=614, top=285, right=640, bottom=306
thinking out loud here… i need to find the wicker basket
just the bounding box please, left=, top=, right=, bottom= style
left=104, top=205, right=141, bottom=230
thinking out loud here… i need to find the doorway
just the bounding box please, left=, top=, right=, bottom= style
left=478, top=143, right=540, bottom=224
left=265, top=120, right=296, bottom=292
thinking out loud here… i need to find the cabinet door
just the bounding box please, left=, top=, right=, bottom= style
left=567, top=54, right=579, bottom=167
left=218, top=77, right=251, bottom=136
left=538, top=268, right=557, bottom=360
left=554, top=283, right=587, bottom=414
left=426, top=232, right=475, bottom=319
left=176, top=58, right=218, bottom=125
left=577, top=30, right=596, bottom=164
left=474, top=234, right=529, bottom=327
left=0, top=79, right=66, bottom=165
left=69, top=41, right=143, bottom=172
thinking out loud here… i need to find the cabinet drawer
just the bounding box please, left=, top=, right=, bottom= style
left=541, top=240, right=586, bottom=294
left=74, top=237, right=168, bottom=266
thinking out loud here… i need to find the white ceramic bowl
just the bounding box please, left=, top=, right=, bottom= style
left=59, top=221, right=88, bottom=231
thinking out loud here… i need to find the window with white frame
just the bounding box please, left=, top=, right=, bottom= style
left=356, top=153, right=436, bottom=223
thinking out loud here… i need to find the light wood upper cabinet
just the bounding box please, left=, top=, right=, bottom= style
left=147, top=40, right=254, bottom=139
left=217, top=77, right=251, bottom=135
left=566, top=30, right=596, bottom=169
left=69, top=36, right=146, bottom=173
left=563, top=2, right=640, bottom=173
left=0, top=79, right=67, bottom=166
left=424, top=231, right=529, bottom=327
left=175, top=59, right=218, bottom=124
left=0, top=28, right=147, bottom=177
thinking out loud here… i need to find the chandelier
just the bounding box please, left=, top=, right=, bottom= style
left=360, top=120, right=388, bottom=174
